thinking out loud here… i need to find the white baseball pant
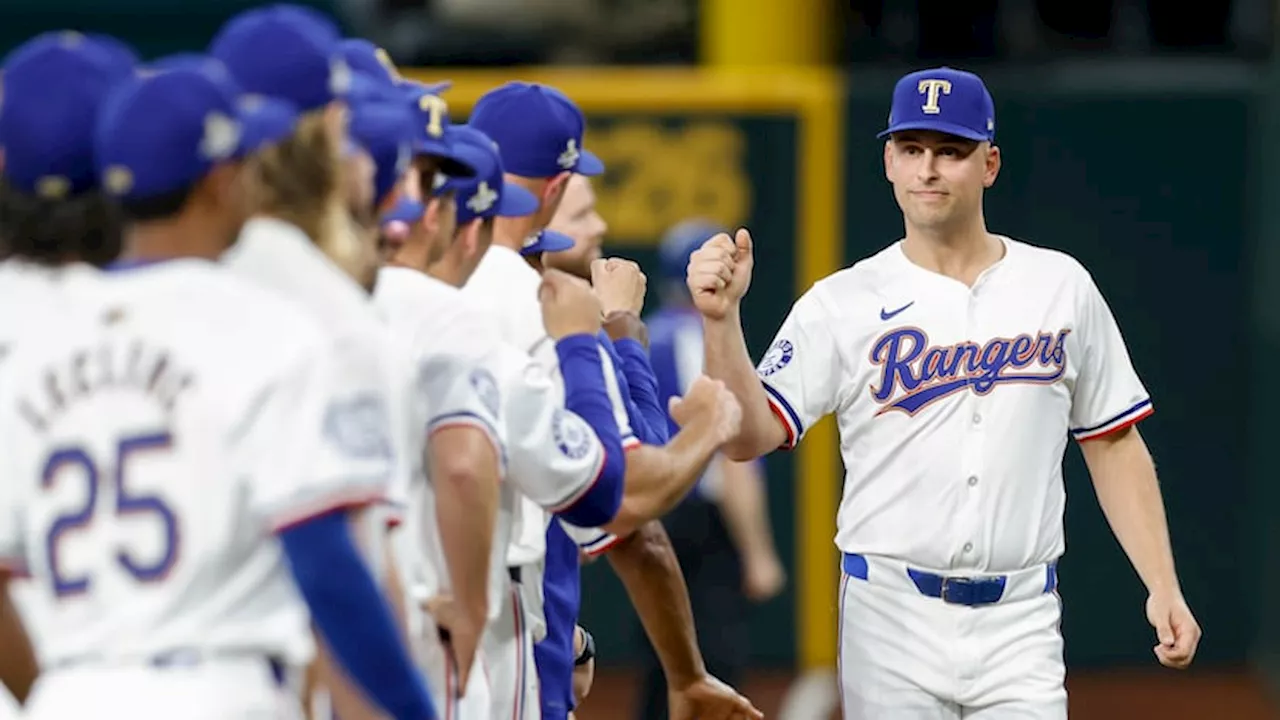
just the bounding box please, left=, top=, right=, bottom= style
left=837, top=553, right=1067, bottom=719
left=417, top=610, right=494, bottom=720
left=482, top=582, right=540, bottom=720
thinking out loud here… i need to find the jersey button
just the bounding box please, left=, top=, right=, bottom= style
left=967, top=475, right=979, bottom=487
left=963, top=542, right=974, bottom=553
left=972, top=413, right=982, bottom=425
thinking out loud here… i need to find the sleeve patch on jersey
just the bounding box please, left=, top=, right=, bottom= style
left=552, top=409, right=595, bottom=460
left=756, top=338, right=795, bottom=377
left=468, top=367, right=502, bottom=420
left=324, top=393, right=394, bottom=461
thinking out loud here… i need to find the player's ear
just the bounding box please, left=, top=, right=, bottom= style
left=543, top=171, right=571, bottom=204
left=983, top=144, right=1001, bottom=188
left=883, top=140, right=894, bottom=181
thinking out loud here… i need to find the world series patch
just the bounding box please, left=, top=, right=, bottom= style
left=757, top=338, right=794, bottom=377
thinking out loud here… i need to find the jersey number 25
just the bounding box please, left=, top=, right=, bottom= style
left=41, top=432, right=179, bottom=598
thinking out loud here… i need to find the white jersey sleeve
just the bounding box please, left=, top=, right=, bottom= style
left=1067, top=270, right=1153, bottom=441
left=245, top=341, right=389, bottom=531
left=418, top=349, right=505, bottom=459
left=756, top=287, right=844, bottom=449
left=559, top=521, right=621, bottom=559
left=0, top=418, right=27, bottom=576
left=496, top=343, right=611, bottom=512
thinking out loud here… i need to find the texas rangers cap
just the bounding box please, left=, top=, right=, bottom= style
left=95, top=65, right=295, bottom=201
left=209, top=4, right=379, bottom=112
left=877, top=67, right=995, bottom=143
left=0, top=31, right=137, bottom=199
left=401, top=81, right=476, bottom=177
left=659, top=219, right=724, bottom=281
left=442, top=125, right=539, bottom=226
left=469, top=82, right=604, bottom=179
left=147, top=54, right=301, bottom=155
left=348, top=99, right=417, bottom=207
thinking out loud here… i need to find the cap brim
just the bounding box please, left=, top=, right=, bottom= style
left=236, top=96, right=299, bottom=157
left=520, top=229, right=576, bottom=256
left=573, top=148, right=605, bottom=176
left=876, top=120, right=990, bottom=142
left=382, top=197, right=425, bottom=224
left=415, top=129, right=478, bottom=178
left=496, top=182, right=538, bottom=218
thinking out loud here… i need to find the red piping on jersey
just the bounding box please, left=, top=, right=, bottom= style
left=1075, top=406, right=1154, bottom=442
left=766, top=397, right=798, bottom=451
left=270, top=487, right=387, bottom=533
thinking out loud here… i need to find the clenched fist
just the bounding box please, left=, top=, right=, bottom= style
left=668, top=375, right=743, bottom=446
left=591, top=257, right=647, bottom=316
left=686, top=228, right=754, bottom=321
left=539, top=268, right=602, bottom=339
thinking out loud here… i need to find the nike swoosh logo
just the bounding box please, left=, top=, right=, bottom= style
left=880, top=302, right=914, bottom=321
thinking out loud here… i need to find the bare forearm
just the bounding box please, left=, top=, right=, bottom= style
left=1083, top=427, right=1180, bottom=594
left=703, top=309, right=783, bottom=460
left=606, top=521, right=705, bottom=686
left=716, top=458, right=778, bottom=562
left=431, top=434, right=500, bottom=629
left=0, top=584, right=37, bottom=703
left=604, top=424, right=720, bottom=536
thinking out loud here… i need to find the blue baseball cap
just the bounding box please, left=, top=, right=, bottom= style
left=443, top=125, right=538, bottom=226
left=382, top=197, right=424, bottom=226
left=520, top=229, right=576, bottom=256
left=401, top=82, right=476, bottom=177
left=469, top=82, right=604, bottom=179
left=147, top=54, right=301, bottom=155
left=348, top=100, right=416, bottom=206
left=877, top=67, right=995, bottom=143
left=659, top=219, right=724, bottom=281
left=210, top=4, right=379, bottom=112
left=0, top=31, right=137, bottom=199
left=95, top=65, right=295, bottom=202
left=340, top=39, right=402, bottom=87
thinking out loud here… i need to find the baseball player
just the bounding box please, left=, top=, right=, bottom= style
left=210, top=10, right=476, bottom=717
left=687, top=66, right=1202, bottom=718
left=532, top=181, right=764, bottom=720
left=0, top=32, right=139, bottom=717
left=0, top=60, right=435, bottom=719
left=383, top=122, right=742, bottom=718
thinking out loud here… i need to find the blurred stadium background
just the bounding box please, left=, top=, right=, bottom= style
left=4, top=1, right=1280, bottom=718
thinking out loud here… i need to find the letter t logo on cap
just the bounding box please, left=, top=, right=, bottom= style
left=917, top=79, right=952, bottom=115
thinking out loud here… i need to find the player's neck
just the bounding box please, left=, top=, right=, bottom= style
left=122, top=219, right=227, bottom=263
left=901, top=222, right=1003, bottom=286
left=490, top=216, right=535, bottom=254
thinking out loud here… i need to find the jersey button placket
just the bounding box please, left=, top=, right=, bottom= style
left=957, top=287, right=986, bottom=567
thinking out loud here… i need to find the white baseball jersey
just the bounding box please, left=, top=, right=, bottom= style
left=0, top=259, right=388, bottom=668
left=759, top=237, right=1151, bottom=572
left=373, top=265, right=630, bottom=620
left=462, top=245, right=636, bottom=637
left=222, top=217, right=407, bottom=571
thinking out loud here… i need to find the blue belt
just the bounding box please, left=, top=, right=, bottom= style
left=842, top=552, right=1057, bottom=607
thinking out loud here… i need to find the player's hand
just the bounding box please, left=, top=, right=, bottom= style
left=539, top=268, right=603, bottom=339
left=571, top=625, right=596, bottom=704
left=424, top=593, right=482, bottom=695
left=686, top=228, right=754, bottom=321
left=668, top=375, right=742, bottom=445
left=668, top=674, right=763, bottom=720
left=743, top=550, right=787, bottom=602
left=1146, top=590, right=1201, bottom=669
left=591, top=257, right=647, bottom=316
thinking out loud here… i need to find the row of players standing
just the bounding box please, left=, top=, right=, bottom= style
left=0, top=5, right=766, bottom=720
